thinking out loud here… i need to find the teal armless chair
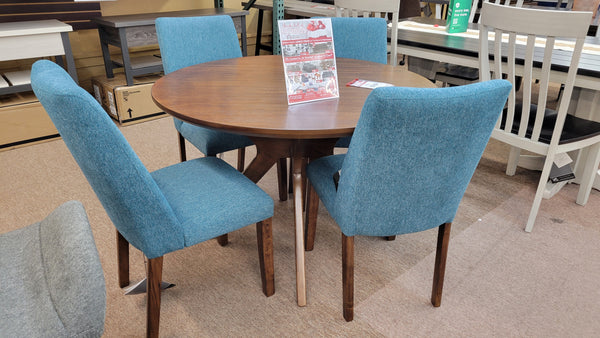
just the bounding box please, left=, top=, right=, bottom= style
left=155, top=16, right=253, bottom=167
left=156, top=15, right=290, bottom=203
left=1, top=201, right=105, bottom=337
left=279, top=17, right=390, bottom=196
left=304, top=80, right=512, bottom=321
left=331, top=17, right=388, bottom=148
left=31, top=60, right=275, bottom=338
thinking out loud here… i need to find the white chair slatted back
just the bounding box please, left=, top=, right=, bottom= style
left=479, top=2, right=599, bottom=233
left=334, top=0, right=401, bottom=65
left=470, top=0, right=526, bottom=23
left=479, top=3, right=591, bottom=147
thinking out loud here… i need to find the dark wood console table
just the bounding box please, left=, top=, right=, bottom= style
left=92, top=8, right=249, bottom=86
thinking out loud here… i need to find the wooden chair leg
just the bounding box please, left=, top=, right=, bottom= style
left=304, top=182, right=319, bottom=251
left=506, top=146, right=521, bottom=176
left=117, top=230, right=130, bottom=288
left=342, top=234, right=355, bottom=321
left=302, top=157, right=308, bottom=211
left=237, top=147, right=246, bottom=172
left=384, top=236, right=396, bottom=241
left=277, top=158, right=288, bottom=201
left=216, top=234, right=228, bottom=246
left=147, top=256, right=163, bottom=338
left=431, top=222, right=451, bottom=307
left=525, top=156, right=556, bottom=232
left=206, top=153, right=231, bottom=246
left=288, top=158, right=293, bottom=194
left=256, top=218, right=275, bottom=296
left=177, top=132, right=186, bottom=162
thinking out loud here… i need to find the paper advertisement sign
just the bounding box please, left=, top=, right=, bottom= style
left=278, top=18, right=339, bottom=105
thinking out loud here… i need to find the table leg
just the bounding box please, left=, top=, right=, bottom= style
left=60, top=32, right=78, bottom=84
left=243, top=138, right=290, bottom=183
left=118, top=28, right=135, bottom=86
left=98, top=26, right=115, bottom=79
left=292, top=153, right=307, bottom=307
left=277, top=158, right=288, bottom=201
left=570, top=88, right=600, bottom=191
left=240, top=15, right=248, bottom=57
left=244, top=137, right=337, bottom=307
left=255, top=9, right=265, bottom=56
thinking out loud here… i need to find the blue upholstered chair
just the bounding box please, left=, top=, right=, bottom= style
left=31, top=60, right=275, bottom=337
left=331, top=17, right=388, bottom=64
left=155, top=15, right=253, bottom=168
left=332, top=17, right=388, bottom=148
left=278, top=17, right=390, bottom=195
left=0, top=201, right=105, bottom=337
left=304, top=80, right=512, bottom=321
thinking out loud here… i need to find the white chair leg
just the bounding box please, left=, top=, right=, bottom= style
left=525, top=156, right=554, bottom=232
left=506, top=146, right=521, bottom=176
left=576, top=143, right=600, bottom=205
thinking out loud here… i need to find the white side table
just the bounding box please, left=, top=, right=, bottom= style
left=0, top=19, right=77, bottom=95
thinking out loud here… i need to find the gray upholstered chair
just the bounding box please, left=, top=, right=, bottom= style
left=304, top=80, right=512, bottom=321
left=31, top=59, right=275, bottom=337
left=0, top=200, right=106, bottom=337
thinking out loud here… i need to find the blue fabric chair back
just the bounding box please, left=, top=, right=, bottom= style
left=156, top=15, right=243, bottom=74
left=334, top=80, right=512, bottom=236
left=31, top=60, right=184, bottom=258
left=331, top=17, right=388, bottom=64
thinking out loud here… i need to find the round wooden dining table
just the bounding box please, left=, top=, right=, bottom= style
left=152, top=55, right=436, bottom=307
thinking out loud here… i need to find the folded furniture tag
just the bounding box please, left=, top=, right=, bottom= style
left=446, top=0, right=471, bottom=33
left=346, top=78, right=393, bottom=89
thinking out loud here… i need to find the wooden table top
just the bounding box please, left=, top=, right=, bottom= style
left=152, top=55, right=436, bottom=139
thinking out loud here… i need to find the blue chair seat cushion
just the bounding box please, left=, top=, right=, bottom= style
left=151, top=157, right=274, bottom=246
left=306, top=154, right=346, bottom=220
left=335, top=136, right=352, bottom=148
left=174, top=119, right=253, bottom=156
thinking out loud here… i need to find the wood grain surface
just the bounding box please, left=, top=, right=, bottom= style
left=152, top=55, right=436, bottom=139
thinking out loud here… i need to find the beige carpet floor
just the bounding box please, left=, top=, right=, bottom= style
left=1, top=115, right=599, bottom=337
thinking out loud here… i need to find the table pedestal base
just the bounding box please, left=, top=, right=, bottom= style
left=244, top=137, right=337, bottom=307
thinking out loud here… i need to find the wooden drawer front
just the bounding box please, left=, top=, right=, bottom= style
left=0, top=101, right=58, bottom=147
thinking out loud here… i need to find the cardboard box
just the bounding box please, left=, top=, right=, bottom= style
left=0, top=92, right=59, bottom=150
left=91, top=73, right=166, bottom=125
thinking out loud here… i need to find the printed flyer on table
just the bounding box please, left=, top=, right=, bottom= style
left=278, top=18, right=339, bottom=105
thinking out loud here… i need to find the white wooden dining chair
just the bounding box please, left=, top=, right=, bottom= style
left=469, top=0, right=524, bottom=23
left=334, top=0, right=401, bottom=65
left=479, top=2, right=600, bottom=232
left=433, top=0, right=525, bottom=87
